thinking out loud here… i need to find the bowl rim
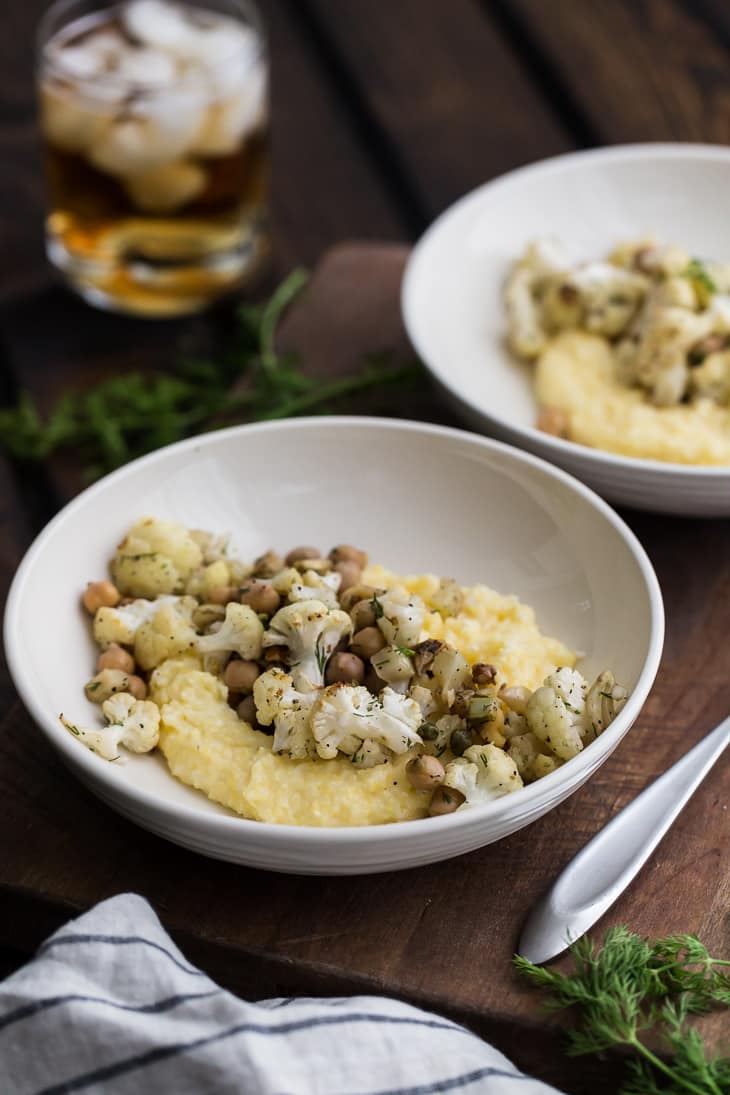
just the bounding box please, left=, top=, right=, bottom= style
left=4, top=415, right=665, bottom=844
left=402, top=141, right=730, bottom=479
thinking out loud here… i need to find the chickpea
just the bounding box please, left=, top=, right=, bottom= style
left=285, top=546, right=320, bottom=566
left=329, top=544, right=368, bottom=569
left=449, top=727, right=474, bottom=756
left=236, top=695, right=258, bottom=725
left=537, top=406, right=569, bottom=438
left=428, top=785, right=466, bottom=816
left=335, top=560, right=362, bottom=594
left=239, top=579, right=281, bottom=616
left=254, top=550, right=285, bottom=577
left=126, top=675, right=148, bottom=700
left=499, top=685, right=532, bottom=716
left=350, top=598, right=377, bottom=631
left=192, top=603, right=226, bottom=631
left=97, top=644, right=135, bottom=675
left=208, top=585, right=239, bottom=605
left=472, top=662, right=497, bottom=687
left=340, top=584, right=377, bottom=612
left=350, top=626, right=386, bottom=660
left=223, top=659, right=260, bottom=694
left=406, top=754, right=445, bottom=791
left=325, top=652, right=365, bottom=685
left=82, top=580, right=120, bottom=615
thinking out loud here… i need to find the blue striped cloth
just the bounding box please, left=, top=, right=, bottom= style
left=0, top=894, right=562, bottom=1094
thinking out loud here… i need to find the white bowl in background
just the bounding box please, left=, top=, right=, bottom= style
left=402, top=143, right=730, bottom=516
left=4, top=417, right=663, bottom=874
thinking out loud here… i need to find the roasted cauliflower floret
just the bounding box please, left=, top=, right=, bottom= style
left=111, top=518, right=203, bottom=597
left=583, top=669, right=628, bottom=743
left=196, top=602, right=264, bottom=662
left=92, top=596, right=176, bottom=648
left=252, top=667, right=317, bottom=759
left=60, top=692, right=160, bottom=761
left=262, top=599, right=352, bottom=691
left=310, top=683, right=423, bottom=761
left=526, top=683, right=584, bottom=760
left=442, top=743, right=523, bottom=807
left=376, top=589, right=425, bottom=648
left=134, top=596, right=199, bottom=671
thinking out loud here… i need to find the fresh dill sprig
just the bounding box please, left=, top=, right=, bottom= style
left=683, top=258, right=717, bottom=297
left=515, top=926, right=730, bottom=1094
left=0, top=268, right=423, bottom=479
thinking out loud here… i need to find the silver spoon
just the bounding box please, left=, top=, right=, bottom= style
left=519, top=713, right=730, bottom=964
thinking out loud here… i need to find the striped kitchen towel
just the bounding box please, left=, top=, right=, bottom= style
left=0, top=893, right=562, bottom=1095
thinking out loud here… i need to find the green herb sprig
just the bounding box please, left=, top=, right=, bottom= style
left=0, top=269, right=423, bottom=479
left=683, top=259, right=717, bottom=297
left=515, top=926, right=730, bottom=1094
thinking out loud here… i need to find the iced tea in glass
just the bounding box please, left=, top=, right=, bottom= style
left=38, top=0, right=269, bottom=316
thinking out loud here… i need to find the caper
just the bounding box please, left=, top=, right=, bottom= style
left=419, top=721, right=440, bottom=742
left=450, top=727, right=474, bottom=756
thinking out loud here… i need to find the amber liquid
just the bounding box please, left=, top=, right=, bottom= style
left=40, top=6, right=270, bottom=316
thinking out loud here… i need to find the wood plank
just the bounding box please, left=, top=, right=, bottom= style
left=507, top=0, right=730, bottom=143
left=303, top=0, right=575, bottom=216
left=0, top=461, right=32, bottom=711
left=1, top=246, right=729, bottom=1095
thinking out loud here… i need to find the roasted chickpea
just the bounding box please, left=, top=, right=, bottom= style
left=406, top=754, right=445, bottom=790
left=334, top=560, right=361, bottom=594
left=537, top=406, right=569, bottom=438
left=340, top=584, right=377, bottom=612
left=325, top=651, right=365, bottom=685
left=350, top=626, right=386, bottom=659
left=223, top=659, right=260, bottom=694
left=350, top=598, right=377, bottom=631
left=285, top=546, right=320, bottom=566
left=239, top=579, right=281, bottom=616
left=428, top=785, right=466, bottom=816
left=192, top=603, right=226, bottom=631
left=126, top=675, right=148, bottom=701
left=499, top=685, right=532, bottom=716
left=97, top=644, right=135, bottom=675
left=254, top=550, right=285, bottom=577
left=82, top=580, right=120, bottom=615
left=236, top=695, right=258, bottom=725
left=208, top=585, right=239, bottom=605
left=329, top=544, right=368, bottom=569
left=480, top=723, right=506, bottom=748
left=472, top=662, right=497, bottom=687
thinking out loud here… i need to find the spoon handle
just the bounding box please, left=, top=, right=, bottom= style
left=519, top=714, right=730, bottom=964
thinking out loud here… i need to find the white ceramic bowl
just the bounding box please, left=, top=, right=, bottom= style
left=4, top=417, right=663, bottom=874
left=402, top=143, right=730, bottom=516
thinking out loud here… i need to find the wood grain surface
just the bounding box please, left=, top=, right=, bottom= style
left=3, top=1, right=730, bottom=1090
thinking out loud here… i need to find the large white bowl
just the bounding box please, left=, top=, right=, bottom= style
left=402, top=143, right=730, bottom=516
left=4, top=418, right=663, bottom=874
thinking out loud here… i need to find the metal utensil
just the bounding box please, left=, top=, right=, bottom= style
left=519, top=714, right=730, bottom=964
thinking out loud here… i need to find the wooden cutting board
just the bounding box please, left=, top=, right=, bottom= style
left=1, top=244, right=729, bottom=1094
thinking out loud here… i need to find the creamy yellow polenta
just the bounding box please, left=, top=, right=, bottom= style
left=148, top=572, right=574, bottom=827
left=536, top=331, right=730, bottom=465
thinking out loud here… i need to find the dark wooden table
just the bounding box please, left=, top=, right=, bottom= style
left=3, top=3, right=730, bottom=1092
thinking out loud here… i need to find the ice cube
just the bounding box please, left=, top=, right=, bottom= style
left=88, top=94, right=206, bottom=175
left=192, top=63, right=267, bottom=156
left=123, top=0, right=200, bottom=55
left=52, top=44, right=105, bottom=80
left=115, top=47, right=178, bottom=85
left=40, top=83, right=113, bottom=152
left=124, top=159, right=206, bottom=211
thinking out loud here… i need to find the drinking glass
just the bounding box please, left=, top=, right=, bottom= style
left=38, top=0, right=270, bottom=316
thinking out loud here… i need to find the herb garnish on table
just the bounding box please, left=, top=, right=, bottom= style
left=0, top=269, right=423, bottom=479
